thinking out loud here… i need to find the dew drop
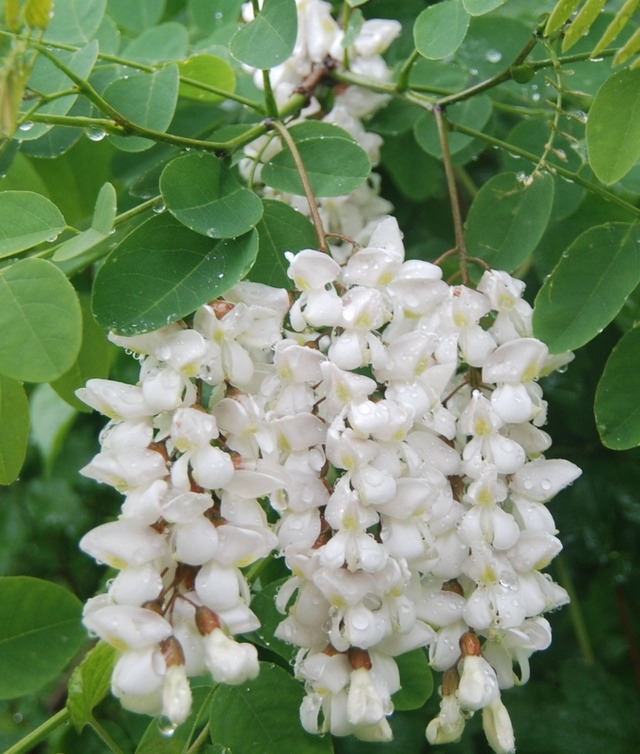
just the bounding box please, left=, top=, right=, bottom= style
left=18, top=121, right=34, bottom=132
left=485, top=49, right=502, bottom=64
left=157, top=716, right=177, bottom=737
left=152, top=200, right=166, bottom=214
left=86, top=126, right=107, bottom=142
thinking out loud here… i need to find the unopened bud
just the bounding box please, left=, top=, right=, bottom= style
left=195, top=605, right=221, bottom=636
left=348, top=647, right=372, bottom=670
left=160, top=636, right=185, bottom=667
left=210, top=300, right=235, bottom=319
left=442, top=579, right=464, bottom=597
left=442, top=666, right=461, bottom=697
left=459, top=630, right=482, bottom=657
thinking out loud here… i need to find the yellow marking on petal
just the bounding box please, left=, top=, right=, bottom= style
left=498, top=293, right=515, bottom=311
left=478, top=486, right=494, bottom=505
left=481, top=565, right=497, bottom=584
left=535, top=555, right=552, bottom=570
left=522, top=361, right=539, bottom=382
left=379, top=271, right=394, bottom=285
left=454, top=312, right=468, bottom=328
left=278, top=433, right=292, bottom=454
left=474, top=416, right=491, bottom=436
left=342, top=454, right=355, bottom=471
left=343, top=512, right=359, bottom=530
left=105, top=634, right=130, bottom=652
left=415, top=356, right=429, bottom=376
left=106, top=555, right=129, bottom=570
left=330, top=595, right=347, bottom=609
left=278, top=364, right=292, bottom=380
left=336, top=383, right=351, bottom=404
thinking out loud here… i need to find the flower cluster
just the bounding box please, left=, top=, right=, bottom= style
left=78, top=215, right=579, bottom=750
left=78, top=285, right=290, bottom=730
left=76, top=2, right=580, bottom=752
left=239, top=0, right=400, bottom=250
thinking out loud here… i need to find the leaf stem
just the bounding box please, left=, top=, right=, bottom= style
left=89, top=715, right=127, bottom=754
left=435, top=32, right=539, bottom=108
left=448, top=121, right=640, bottom=218
left=396, top=48, right=420, bottom=92
left=434, top=106, right=469, bottom=284
left=0, top=30, right=265, bottom=112
left=3, top=708, right=70, bottom=754
left=267, top=118, right=327, bottom=252
left=555, top=555, right=595, bottom=665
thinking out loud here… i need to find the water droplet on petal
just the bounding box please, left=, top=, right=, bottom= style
left=157, top=716, right=177, bottom=737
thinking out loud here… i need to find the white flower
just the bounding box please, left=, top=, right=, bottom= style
left=201, top=628, right=259, bottom=685
left=482, top=697, right=516, bottom=754
left=457, top=655, right=500, bottom=711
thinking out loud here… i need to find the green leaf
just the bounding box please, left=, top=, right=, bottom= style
left=545, top=0, right=581, bottom=36
left=106, top=0, right=165, bottom=33
left=454, top=15, right=530, bottom=80
left=414, top=0, right=470, bottom=61
left=587, top=69, right=640, bottom=184
left=248, top=199, right=318, bottom=289
left=178, top=54, right=236, bottom=103
left=229, top=0, right=298, bottom=69
left=246, top=577, right=296, bottom=662
left=92, top=215, right=258, bottom=334
left=0, top=375, right=29, bottom=485
left=122, top=22, right=189, bottom=65
left=0, top=258, right=82, bottom=382
left=209, top=662, right=332, bottom=754
left=104, top=65, right=180, bottom=152
left=462, top=0, right=507, bottom=13
left=591, top=0, right=640, bottom=58
left=595, top=325, right=640, bottom=449
left=413, top=95, right=492, bottom=158
left=533, top=223, right=640, bottom=353
left=92, top=182, right=117, bottom=235
left=0, top=191, right=66, bottom=259
left=465, top=171, right=555, bottom=274
left=67, top=641, right=116, bottom=732
left=262, top=122, right=371, bottom=197
left=30, top=383, right=77, bottom=475
left=53, top=182, right=117, bottom=262
left=160, top=153, right=263, bottom=239
left=50, top=296, right=111, bottom=411
left=44, top=0, right=106, bottom=44
left=613, top=25, right=640, bottom=67
left=0, top=576, right=87, bottom=699
left=380, top=131, right=442, bottom=200
left=562, top=0, right=607, bottom=52
left=393, top=648, right=433, bottom=711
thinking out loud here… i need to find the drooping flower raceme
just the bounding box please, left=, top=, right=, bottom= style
left=78, top=215, right=579, bottom=752
left=75, top=3, right=580, bottom=751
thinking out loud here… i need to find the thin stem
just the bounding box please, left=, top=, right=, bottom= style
left=435, top=33, right=538, bottom=107
left=4, top=708, right=70, bottom=754
left=396, top=48, right=420, bottom=92
left=267, top=118, right=327, bottom=251
left=555, top=555, right=595, bottom=665
left=0, top=30, right=264, bottom=112
left=434, top=106, right=469, bottom=284
left=261, top=69, right=279, bottom=118
left=90, top=716, right=127, bottom=754
left=449, top=121, right=640, bottom=218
